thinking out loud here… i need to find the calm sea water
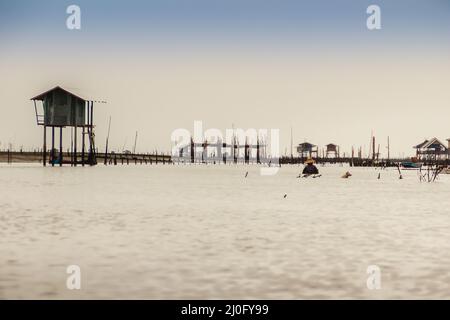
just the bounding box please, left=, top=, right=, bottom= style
left=1, top=164, right=450, bottom=299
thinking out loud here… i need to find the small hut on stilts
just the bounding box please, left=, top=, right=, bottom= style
left=31, top=86, right=105, bottom=167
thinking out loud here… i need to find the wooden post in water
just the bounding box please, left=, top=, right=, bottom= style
left=43, top=125, right=47, bottom=167
left=82, top=126, right=86, bottom=166
left=70, top=128, right=74, bottom=167
left=74, top=124, right=77, bottom=167
left=59, top=127, right=63, bottom=167
left=387, top=136, right=390, bottom=163
left=351, top=146, right=354, bottom=167
left=257, top=138, right=262, bottom=165
left=190, top=138, right=195, bottom=164
left=51, top=127, right=55, bottom=167
left=372, top=136, right=376, bottom=163
left=244, top=139, right=249, bottom=164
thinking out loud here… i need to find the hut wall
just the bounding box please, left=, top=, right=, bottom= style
left=44, top=89, right=85, bottom=126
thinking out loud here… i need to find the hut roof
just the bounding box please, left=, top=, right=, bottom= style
left=422, top=138, right=447, bottom=150
left=326, top=143, right=338, bottom=147
left=415, top=138, right=447, bottom=150
left=30, top=86, right=106, bottom=103
left=414, top=140, right=429, bottom=149
left=298, top=142, right=316, bottom=148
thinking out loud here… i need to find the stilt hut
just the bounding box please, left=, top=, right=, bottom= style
left=414, top=138, right=448, bottom=161
left=326, top=143, right=339, bottom=158
left=31, top=86, right=104, bottom=167
left=296, top=142, right=318, bottom=159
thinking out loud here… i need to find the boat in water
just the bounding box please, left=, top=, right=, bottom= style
left=401, top=161, right=422, bottom=169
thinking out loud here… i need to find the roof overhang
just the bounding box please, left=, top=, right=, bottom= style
left=31, top=86, right=107, bottom=103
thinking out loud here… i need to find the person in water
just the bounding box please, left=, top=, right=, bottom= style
left=342, top=171, right=352, bottom=179
left=302, top=158, right=319, bottom=175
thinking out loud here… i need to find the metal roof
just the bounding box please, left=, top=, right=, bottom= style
left=422, top=138, right=447, bottom=150
left=414, top=140, right=429, bottom=149
left=298, top=142, right=316, bottom=147
left=415, top=138, right=447, bottom=150
left=30, top=86, right=106, bottom=103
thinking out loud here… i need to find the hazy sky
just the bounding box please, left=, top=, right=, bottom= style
left=1, top=0, right=450, bottom=157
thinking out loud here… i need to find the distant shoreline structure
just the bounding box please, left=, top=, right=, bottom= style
left=2, top=150, right=449, bottom=167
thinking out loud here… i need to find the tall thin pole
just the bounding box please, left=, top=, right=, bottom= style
left=372, top=136, right=376, bottom=162
left=290, top=126, right=293, bottom=158
left=133, top=131, right=138, bottom=155
left=90, top=101, right=94, bottom=127
left=90, top=101, right=95, bottom=165
left=104, top=116, right=112, bottom=165
left=387, top=136, right=390, bottom=162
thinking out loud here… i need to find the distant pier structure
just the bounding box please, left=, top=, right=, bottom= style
left=31, top=86, right=105, bottom=167
left=296, top=142, right=318, bottom=159
left=174, top=136, right=268, bottom=164
left=414, top=138, right=448, bottom=161
left=325, top=143, right=340, bottom=158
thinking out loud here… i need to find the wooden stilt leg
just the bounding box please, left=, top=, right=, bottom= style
left=82, top=126, right=85, bottom=167
left=60, top=127, right=63, bottom=167
left=43, top=125, right=47, bottom=167
left=74, top=125, right=77, bottom=167
left=51, top=127, right=55, bottom=167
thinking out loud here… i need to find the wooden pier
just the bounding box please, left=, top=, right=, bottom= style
left=2, top=150, right=449, bottom=167
left=0, top=150, right=171, bottom=165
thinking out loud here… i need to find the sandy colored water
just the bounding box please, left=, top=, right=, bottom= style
left=1, top=164, right=450, bottom=299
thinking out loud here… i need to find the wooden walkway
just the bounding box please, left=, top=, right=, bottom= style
left=1, top=151, right=448, bottom=167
